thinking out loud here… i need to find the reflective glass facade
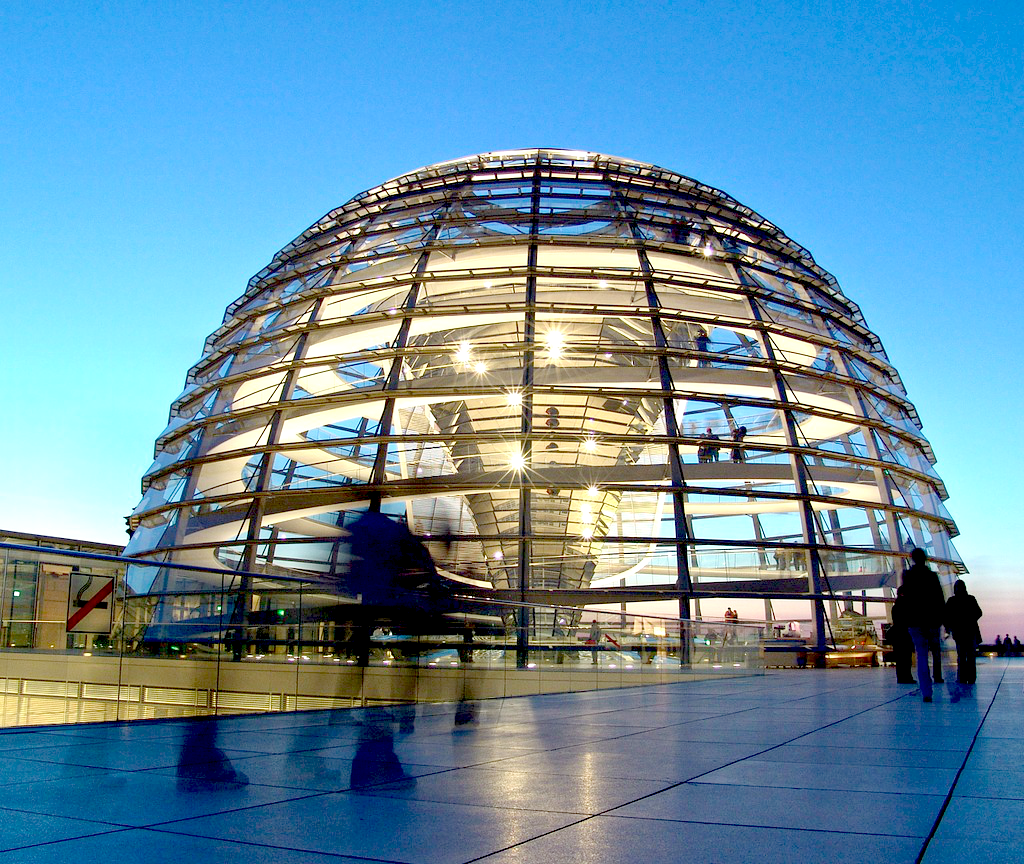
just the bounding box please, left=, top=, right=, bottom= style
left=125, top=148, right=962, bottom=636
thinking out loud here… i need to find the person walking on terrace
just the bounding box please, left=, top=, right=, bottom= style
left=901, top=548, right=952, bottom=703
left=944, top=579, right=983, bottom=695
left=889, top=584, right=916, bottom=684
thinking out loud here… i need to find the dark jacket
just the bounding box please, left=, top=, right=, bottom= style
left=944, top=589, right=983, bottom=644
left=889, top=595, right=911, bottom=644
left=900, top=563, right=945, bottom=630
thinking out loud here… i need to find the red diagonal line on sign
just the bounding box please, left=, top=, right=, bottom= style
left=67, top=579, right=115, bottom=631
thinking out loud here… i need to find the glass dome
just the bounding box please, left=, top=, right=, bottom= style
left=126, top=148, right=962, bottom=636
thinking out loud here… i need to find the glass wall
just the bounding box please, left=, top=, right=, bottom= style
left=0, top=541, right=762, bottom=728
left=125, top=148, right=964, bottom=654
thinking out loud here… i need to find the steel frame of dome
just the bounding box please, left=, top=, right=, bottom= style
left=126, top=148, right=963, bottom=649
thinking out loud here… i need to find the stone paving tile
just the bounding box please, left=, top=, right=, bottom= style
left=0, top=828, right=369, bottom=863
left=952, top=767, right=1024, bottom=800
left=481, top=814, right=924, bottom=864
left=0, top=807, right=126, bottom=852
left=611, top=781, right=944, bottom=836
left=932, top=796, right=1024, bottom=844
left=692, top=756, right=958, bottom=795
left=922, top=837, right=1024, bottom=864
left=159, top=793, right=584, bottom=863
left=0, top=661, right=1020, bottom=863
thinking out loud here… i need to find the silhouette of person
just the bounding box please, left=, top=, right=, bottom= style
left=702, top=427, right=720, bottom=462
left=344, top=510, right=440, bottom=606
left=694, top=328, right=710, bottom=367
left=553, top=616, right=570, bottom=665
left=889, top=584, right=916, bottom=684
left=944, top=579, right=982, bottom=694
left=350, top=706, right=416, bottom=789
left=901, top=548, right=950, bottom=703
left=723, top=607, right=738, bottom=645
left=588, top=619, right=601, bottom=665
left=176, top=719, right=249, bottom=791
left=730, top=426, right=747, bottom=463
left=670, top=217, right=692, bottom=244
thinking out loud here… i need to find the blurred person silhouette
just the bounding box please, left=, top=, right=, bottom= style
left=350, top=706, right=416, bottom=789
left=889, top=584, right=916, bottom=684
left=453, top=671, right=481, bottom=729
left=345, top=510, right=440, bottom=605
left=901, top=548, right=952, bottom=703
left=176, top=718, right=249, bottom=791
left=553, top=616, right=571, bottom=664
left=453, top=692, right=479, bottom=728
left=944, top=579, right=983, bottom=695
left=457, top=621, right=475, bottom=664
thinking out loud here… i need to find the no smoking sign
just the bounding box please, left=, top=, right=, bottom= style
left=66, top=573, right=115, bottom=634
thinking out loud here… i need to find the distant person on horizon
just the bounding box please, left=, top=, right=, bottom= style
left=901, top=548, right=952, bottom=703
left=944, top=579, right=982, bottom=695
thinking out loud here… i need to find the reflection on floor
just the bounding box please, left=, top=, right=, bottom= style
left=0, top=662, right=1020, bottom=863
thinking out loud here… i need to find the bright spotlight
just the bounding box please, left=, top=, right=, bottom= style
left=545, top=331, right=565, bottom=360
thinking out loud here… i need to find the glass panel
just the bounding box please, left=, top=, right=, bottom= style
left=756, top=296, right=821, bottom=335
left=738, top=266, right=806, bottom=302
left=871, top=429, right=939, bottom=479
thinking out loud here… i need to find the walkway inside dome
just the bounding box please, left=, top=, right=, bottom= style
left=0, top=663, right=1020, bottom=863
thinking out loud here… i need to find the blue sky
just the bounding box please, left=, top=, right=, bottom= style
left=2, top=0, right=1021, bottom=638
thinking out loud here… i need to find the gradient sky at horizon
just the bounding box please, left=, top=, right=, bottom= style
left=2, top=1, right=1021, bottom=639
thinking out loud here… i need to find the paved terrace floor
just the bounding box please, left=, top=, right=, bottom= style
left=0, top=661, right=1021, bottom=864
